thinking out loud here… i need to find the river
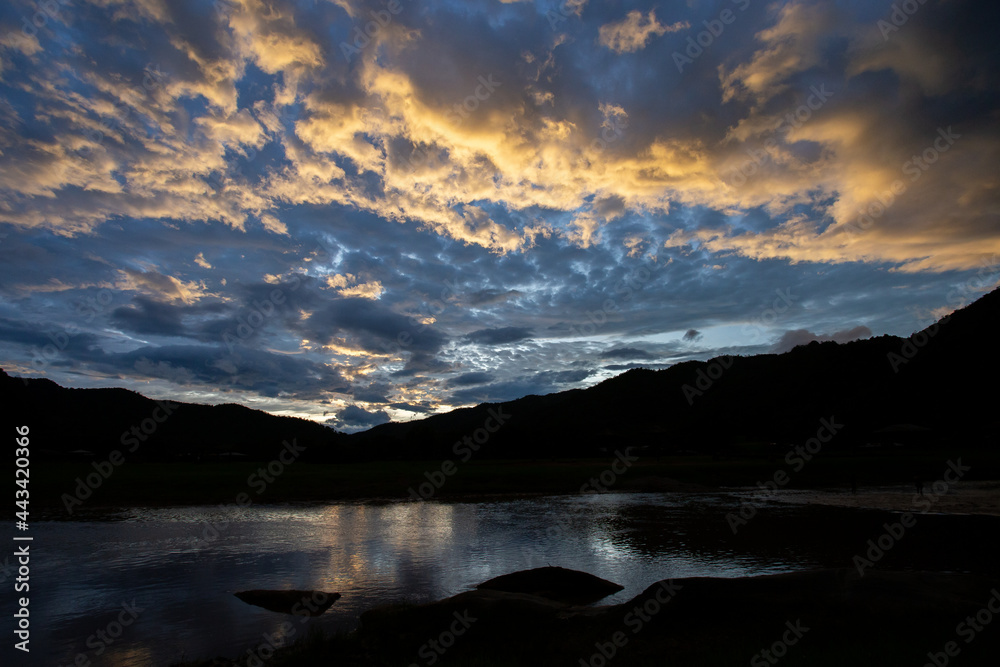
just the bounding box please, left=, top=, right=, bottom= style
left=6, top=491, right=997, bottom=666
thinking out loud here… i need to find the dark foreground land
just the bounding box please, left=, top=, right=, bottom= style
left=178, top=568, right=1000, bottom=666
left=33, top=447, right=1000, bottom=512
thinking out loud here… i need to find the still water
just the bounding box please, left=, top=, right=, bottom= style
left=6, top=491, right=997, bottom=666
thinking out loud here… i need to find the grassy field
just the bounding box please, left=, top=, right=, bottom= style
left=32, top=445, right=1000, bottom=512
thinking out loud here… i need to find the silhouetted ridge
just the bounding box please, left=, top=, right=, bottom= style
left=353, top=287, right=1000, bottom=458
left=5, top=287, right=999, bottom=460
left=2, top=370, right=349, bottom=462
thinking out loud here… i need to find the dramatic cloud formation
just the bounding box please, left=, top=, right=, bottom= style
left=1, top=0, right=998, bottom=429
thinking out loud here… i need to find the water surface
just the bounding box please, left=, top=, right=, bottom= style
left=6, top=491, right=997, bottom=666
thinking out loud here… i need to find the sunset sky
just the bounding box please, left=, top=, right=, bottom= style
left=1, top=0, right=998, bottom=431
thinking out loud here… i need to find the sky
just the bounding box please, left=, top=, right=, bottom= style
left=1, top=0, right=998, bottom=432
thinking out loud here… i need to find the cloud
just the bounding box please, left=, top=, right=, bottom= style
left=603, top=362, right=667, bottom=371
left=259, top=213, right=289, bottom=235
left=304, top=297, right=447, bottom=355
left=720, top=2, right=837, bottom=105
left=388, top=401, right=435, bottom=414
left=683, top=329, right=702, bottom=341
left=226, top=0, right=323, bottom=75
left=464, top=326, right=534, bottom=345
left=1, top=0, right=995, bottom=272
left=771, top=325, right=873, bottom=353
left=111, top=297, right=189, bottom=337
left=449, top=366, right=592, bottom=405
left=598, top=10, right=688, bottom=54
left=532, top=369, right=592, bottom=384
left=51, top=339, right=350, bottom=399
left=115, top=268, right=211, bottom=305
left=447, top=371, right=495, bottom=387
left=393, top=351, right=453, bottom=377
left=601, top=347, right=653, bottom=360
left=324, top=273, right=385, bottom=299
left=0, top=316, right=102, bottom=351
left=1, top=0, right=999, bottom=425
left=449, top=380, right=550, bottom=405
left=330, top=404, right=391, bottom=432
left=465, top=289, right=522, bottom=306
left=352, top=381, right=390, bottom=403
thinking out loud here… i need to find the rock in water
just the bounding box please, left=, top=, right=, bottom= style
left=476, top=566, right=624, bottom=604
left=234, top=589, right=341, bottom=616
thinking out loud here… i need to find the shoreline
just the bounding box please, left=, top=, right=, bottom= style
left=34, top=479, right=1000, bottom=520
left=759, top=480, right=1000, bottom=517
left=31, top=451, right=1000, bottom=511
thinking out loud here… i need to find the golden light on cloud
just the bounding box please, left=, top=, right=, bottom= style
left=115, top=267, right=210, bottom=304
left=598, top=10, right=689, bottom=54
left=2, top=0, right=1000, bottom=432
left=324, top=273, right=385, bottom=299
left=1, top=0, right=992, bottom=272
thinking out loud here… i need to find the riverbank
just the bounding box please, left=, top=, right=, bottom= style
left=768, top=481, right=1000, bottom=517
left=176, top=568, right=1000, bottom=666
left=32, top=448, right=1000, bottom=513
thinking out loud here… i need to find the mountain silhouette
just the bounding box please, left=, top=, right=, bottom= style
left=2, top=373, right=349, bottom=462
left=5, top=287, right=999, bottom=461
left=353, top=286, right=1000, bottom=458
